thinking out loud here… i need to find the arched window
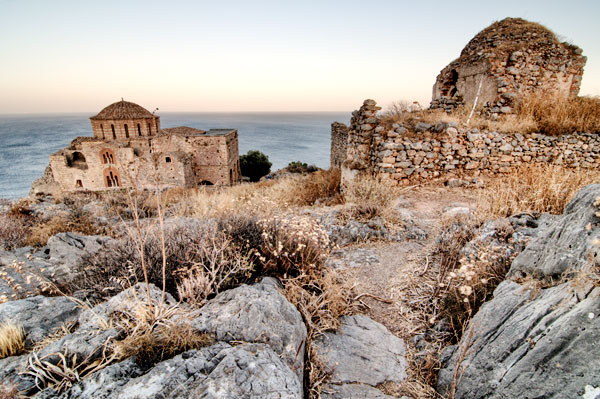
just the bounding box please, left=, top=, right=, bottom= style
left=137, top=123, right=142, bottom=136
left=100, top=124, right=105, bottom=139
left=104, top=167, right=121, bottom=188
left=124, top=124, right=129, bottom=138
left=100, top=149, right=116, bottom=165
left=111, top=124, right=116, bottom=139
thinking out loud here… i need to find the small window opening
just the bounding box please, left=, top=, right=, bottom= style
left=147, top=123, right=152, bottom=136
left=76, top=179, right=83, bottom=188
left=102, top=154, right=107, bottom=164
left=137, top=123, right=142, bottom=136
left=124, top=124, right=129, bottom=138
left=111, top=124, right=116, bottom=139
left=165, top=156, right=171, bottom=163
left=100, top=124, right=105, bottom=139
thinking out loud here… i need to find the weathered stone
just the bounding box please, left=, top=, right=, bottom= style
left=315, top=315, right=407, bottom=387
left=191, top=278, right=306, bottom=383
left=321, top=383, right=396, bottom=399
left=0, top=295, right=80, bottom=345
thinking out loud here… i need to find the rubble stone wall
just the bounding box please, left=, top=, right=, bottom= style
left=330, top=122, right=349, bottom=168
left=339, top=100, right=600, bottom=185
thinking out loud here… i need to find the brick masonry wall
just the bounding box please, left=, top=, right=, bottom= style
left=338, top=100, right=600, bottom=185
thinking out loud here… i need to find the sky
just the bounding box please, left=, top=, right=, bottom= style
left=1, top=0, right=599, bottom=113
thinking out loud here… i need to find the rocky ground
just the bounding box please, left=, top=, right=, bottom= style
left=1, top=182, right=599, bottom=398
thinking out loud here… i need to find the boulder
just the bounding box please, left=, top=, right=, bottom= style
left=437, top=281, right=600, bottom=399
left=509, top=184, right=600, bottom=280
left=191, top=278, right=307, bottom=383
left=315, top=315, right=407, bottom=392
left=0, top=295, right=80, bottom=345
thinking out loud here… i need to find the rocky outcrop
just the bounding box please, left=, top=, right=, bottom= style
left=437, top=184, right=600, bottom=399
left=509, top=183, right=600, bottom=280
left=315, top=315, right=407, bottom=396
left=191, top=277, right=307, bottom=383
left=0, top=232, right=113, bottom=301
left=0, top=295, right=80, bottom=345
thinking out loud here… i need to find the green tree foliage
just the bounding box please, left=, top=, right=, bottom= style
left=240, top=150, right=272, bottom=182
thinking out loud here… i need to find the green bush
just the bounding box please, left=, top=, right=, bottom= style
left=240, top=150, right=272, bottom=182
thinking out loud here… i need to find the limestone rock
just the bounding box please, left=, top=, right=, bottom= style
left=0, top=295, right=80, bottom=345
left=509, top=183, right=600, bottom=280
left=36, top=343, right=302, bottom=399
left=191, top=278, right=307, bottom=383
left=437, top=281, right=600, bottom=399
left=315, top=315, right=407, bottom=387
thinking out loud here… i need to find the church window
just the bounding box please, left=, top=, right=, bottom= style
left=111, top=124, right=116, bottom=139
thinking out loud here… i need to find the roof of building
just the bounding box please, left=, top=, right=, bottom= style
left=160, top=127, right=236, bottom=137
left=90, top=100, right=156, bottom=120
left=161, top=126, right=207, bottom=136
left=457, top=18, right=580, bottom=64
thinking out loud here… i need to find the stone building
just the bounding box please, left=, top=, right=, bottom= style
left=430, top=18, right=586, bottom=114
left=38, top=100, right=241, bottom=194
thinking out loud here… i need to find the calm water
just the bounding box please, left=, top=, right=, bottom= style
left=0, top=112, right=349, bottom=199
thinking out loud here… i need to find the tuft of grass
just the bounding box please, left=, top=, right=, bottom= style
left=477, top=164, right=600, bottom=219
left=0, top=322, right=25, bottom=359
left=112, top=301, right=214, bottom=367
left=343, top=174, right=400, bottom=215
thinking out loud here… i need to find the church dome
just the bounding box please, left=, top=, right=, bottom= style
left=91, top=100, right=155, bottom=120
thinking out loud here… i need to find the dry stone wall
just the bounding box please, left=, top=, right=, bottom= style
left=339, top=100, right=600, bottom=185
left=330, top=122, right=349, bottom=168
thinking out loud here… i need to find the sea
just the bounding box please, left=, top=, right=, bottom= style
left=0, top=112, right=349, bottom=199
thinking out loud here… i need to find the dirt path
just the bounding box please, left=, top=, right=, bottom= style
left=328, top=186, right=478, bottom=338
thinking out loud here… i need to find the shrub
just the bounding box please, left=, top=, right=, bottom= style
left=24, top=213, right=106, bottom=247
left=240, top=150, right=272, bottom=182
left=0, top=322, right=25, bottom=359
left=286, top=161, right=319, bottom=174
left=77, top=222, right=253, bottom=302
left=0, top=214, right=29, bottom=250
left=342, top=174, right=400, bottom=219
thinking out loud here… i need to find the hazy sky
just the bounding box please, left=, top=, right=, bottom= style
left=1, top=0, right=599, bottom=113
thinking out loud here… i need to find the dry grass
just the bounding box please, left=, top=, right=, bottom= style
left=477, top=164, right=600, bottom=218
left=0, top=322, right=25, bottom=359
left=24, top=214, right=109, bottom=247
left=283, top=270, right=359, bottom=398
left=112, top=300, right=214, bottom=366
left=516, top=93, right=600, bottom=135
left=342, top=174, right=401, bottom=218
left=382, top=92, right=600, bottom=136
left=170, top=169, right=341, bottom=218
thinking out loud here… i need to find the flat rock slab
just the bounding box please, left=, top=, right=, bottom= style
left=437, top=280, right=600, bottom=399
left=315, top=315, right=407, bottom=387
left=326, top=248, right=380, bottom=270
left=321, top=383, right=397, bottom=399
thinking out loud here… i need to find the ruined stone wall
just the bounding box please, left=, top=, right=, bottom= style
left=431, top=18, right=587, bottom=116
left=339, top=100, right=600, bottom=185
left=330, top=122, right=349, bottom=168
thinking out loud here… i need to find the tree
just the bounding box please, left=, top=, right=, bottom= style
left=239, top=150, right=272, bottom=182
